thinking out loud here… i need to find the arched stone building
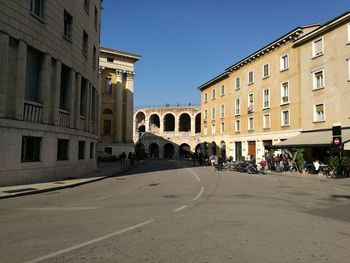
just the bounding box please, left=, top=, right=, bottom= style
left=134, top=105, right=201, bottom=159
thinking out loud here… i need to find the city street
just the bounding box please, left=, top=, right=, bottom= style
left=1, top=160, right=350, bottom=263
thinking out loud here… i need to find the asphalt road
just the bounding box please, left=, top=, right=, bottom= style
left=0, top=160, right=350, bottom=263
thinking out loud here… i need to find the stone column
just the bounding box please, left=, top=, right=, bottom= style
left=191, top=115, right=196, bottom=135
left=85, top=82, right=92, bottom=132
left=114, top=69, right=123, bottom=142
left=15, top=40, right=27, bottom=120
left=68, top=68, right=76, bottom=128
left=74, top=73, right=81, bottom=129
left=0, top=33, right=9, bottom=117
left=40, top=53, right=51, bottom=124
left=145, top=118, right=150, bottom=132
left=125, top=72, right=134, bottom=143
left=175, top=114, right=179, bottom=136
left=51, top=60, right=61, bottom=125
left=159, top=115, right=164, bottom=136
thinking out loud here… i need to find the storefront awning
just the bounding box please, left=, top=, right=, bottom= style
left=273, top=129, right=350, bottom=148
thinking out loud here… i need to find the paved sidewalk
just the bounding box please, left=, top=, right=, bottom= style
left=0, top=161, right=140, bottom=200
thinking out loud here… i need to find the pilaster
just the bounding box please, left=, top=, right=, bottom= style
left=125, top=72, right=134, bottom=143
left=114, top=69, right=123, bottom=142
left=0, top=33, right=9, bottom=117
left=69, top=68, right=76, bottom=128
left=74, top=73, right=81, bottom=129
left=40, top=53, right=51, bottom=124
left=85, top=82, right=91, bottom=132
left=52, top=60, right=61, bottom=125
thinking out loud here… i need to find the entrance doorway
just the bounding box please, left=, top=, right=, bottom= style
left=248, top=141, right=256, bottom=158
left=235, top=142, right=242, bottom=161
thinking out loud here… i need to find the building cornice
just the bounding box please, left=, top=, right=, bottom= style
left=197, top=72, right=230, bottom=91
left=225, top=27, right=305, bottom=72
left=293, top=11, right=350, bottom=46
left=100, top=46, right=141, bottom=62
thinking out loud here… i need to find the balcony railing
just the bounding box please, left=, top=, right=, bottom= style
left=58, top=109, right=70, bottom=128
left=23, top=101, right=42, bottom=123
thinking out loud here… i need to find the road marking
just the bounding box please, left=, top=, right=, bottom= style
left=174, top=205, right=187, bottom=212
left=188, top=168, right=200, bottom=182
left=193, top=187, right=205, bottom=201
left=18, top=207, right=97, bottom=211
left=24, top=219, right=155, bottom=263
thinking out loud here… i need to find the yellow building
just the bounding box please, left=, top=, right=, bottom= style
left=198, top=11, right=350, bottom=163
left=99, top=47, right=141, bottom=156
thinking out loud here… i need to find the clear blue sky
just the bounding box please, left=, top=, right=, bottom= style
left=100, top=0, right=349, bottom=107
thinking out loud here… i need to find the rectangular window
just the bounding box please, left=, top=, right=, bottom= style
left=211, top=124, right=216, bottom=134
left=21, top=136, right=41, bottom=162
left=25, top=47, right=42, bottom=103
left=220, top=85, right=225, bottom=95
left=263, top=88, right=270, bottom=109
left=94, top=6, right=98, bottom=31
left=204, top=93, right=208, bottom=102
left=204, top=125, right=208, bottom=135
left=57, top=139, right=69, bottom=161
left=263, top=114, right=270, bottom=129
left=60, top=64, right=70, bottom=110
left=104, top=147, right=112, bottom=154
left=281, top=82, right=289, bottom=104
left=313, top=70, right=324, bottom=90
left=211, top=107, right=216, bottom=120
left=248, top=117, right=254, bottom=130
left=235, top=98, right=240, bottom=115
left=312, top=37, right=323, bottom=57
left=80, top=78, right=87, bottom=116
left=78, top=141, right=85, bottom=160
left=263, top=64, right=269, bottom=78
left=30, top=0, right=43, bottom=18
left=105, top=77, right=112, bottom=95
left=107, top=57, right=114, bottom=63
left=84, top=0, right=90, bottom=13
left=235, top=119, right=240, bottom=132
left=248, top=94, right=254, bottom=113
left=220, top=123, right=225, bottom=134
left=220, top=104, right=225, bottom=119
left=280, top=54, right=289, bottom=71
left=235, top=77, right=240, bottom=89
left=93, top=46, right=97, bottom=69
left=248, top=71, right=254, bottom=84
left=104, top=120, right=111, bottom=134
left=314, top=104, right=325, bottom=122
left=90, top=142, right=94, bottom=159
left=204, top=109, right=208, bottom=120
left=63, top=10, right=73, bottom=41
left=281, top=110, right=290, bottom=126
left=82, top=31, right=89, bottom=56
left=212, top=89, right=216, bottom=99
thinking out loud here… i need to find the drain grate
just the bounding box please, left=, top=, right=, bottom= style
left=3, top=188, right=36, bottom=193
left=148, top=183, right=160, bottom=187
left=162, top=194, right=178, bottom=199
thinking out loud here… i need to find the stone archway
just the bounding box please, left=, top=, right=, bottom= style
left=149, top=143, right=159, bottom=158
left=164, top=113, right=175, bottom=132
left=179, top=113, right=191, bottom=132
left=149, top=114, right=160, bottom=132
left=135, top=111, right=145, bottom=123
left=179, top=143, right=191, bottom=158
left=163, top=143, right=175, bottom=159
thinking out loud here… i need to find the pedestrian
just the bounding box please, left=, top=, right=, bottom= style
left=209, top=154, right=216, bottom=172
left=260, top=156, right=267, bottom=172
left=218, top=156, right=223, bottom=171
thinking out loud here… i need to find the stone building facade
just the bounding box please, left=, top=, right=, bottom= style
left=0, top=0, right=102, bottom=186
left=99, top=47, right=141, bottom=156
left=133, top=105, right=201, bottom=159
left=198, top=11, right=350, bottom=163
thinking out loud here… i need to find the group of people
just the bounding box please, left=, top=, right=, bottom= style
left=118, top=152, right=137, bottom=168
left=259, top=154, right=292, bottom=173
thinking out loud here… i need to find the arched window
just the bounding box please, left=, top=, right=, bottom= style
left=103, top=109, right=113, bottom=114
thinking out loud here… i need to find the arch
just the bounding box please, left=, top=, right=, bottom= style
left=195, top=113, right=201, bottom=133
left=149, top=143, right=159, bottom=158
left=179, top=143, right=192, bottom=158
left=179, top=113, right=191, bottom=132
left=135, top=143, right=146, bottom=160
left=138, top=125, right=145, bottom=133
left=163, top=113, right=175, bottom=132
left=135, top=111, right=146, bottom=123
left=102, top=109, right=113, bottom=114
left=163, top=143, right=175, bottom=159
left=220, top=140, right=226, bottom=158
left=149, top=113, right=160, bottom=132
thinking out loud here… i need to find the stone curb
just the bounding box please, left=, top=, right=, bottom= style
left=0, top=164, right=139, bottom=200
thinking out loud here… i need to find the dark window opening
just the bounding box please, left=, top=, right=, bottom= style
left=60, top=64, right=71, bottom=110
left=164, top=114, right=175, bottom=131
left=63, top=10, right=73, bottom=41
left=195, top=114, right=201, bottom=133
left=105, top=147, right=112, bottom=154
left=179, top=113, right=191, bottom=132
left=30, top=0, right=43, bottom=18
left=25, top=47, right=43, bottom=103
left=90, top=142, right=94, bottom=159
left=84, top=0, right=90, bottom=13
left=94, top=6, right=98, bottom=31
left=82, top=31, right=89, bottom=56
left=104, top=120, right=111, bottom=135
left=80, top=78, right=87, bottom=116
left=149, top=114, right=160, bottom=132
left=107, top=57, right=114, bottom=62
left=78, top=141, right=85, bottom=160
left=21, top=136, right=41, bottom=162
left=57, top=139, right=69, bottom=161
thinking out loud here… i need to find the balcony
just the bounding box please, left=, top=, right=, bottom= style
left=247, top=106, right=254, bottom=114
left=58, top=109, right=70, bottom=128
left=23, top=101, right=42, bottom=123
